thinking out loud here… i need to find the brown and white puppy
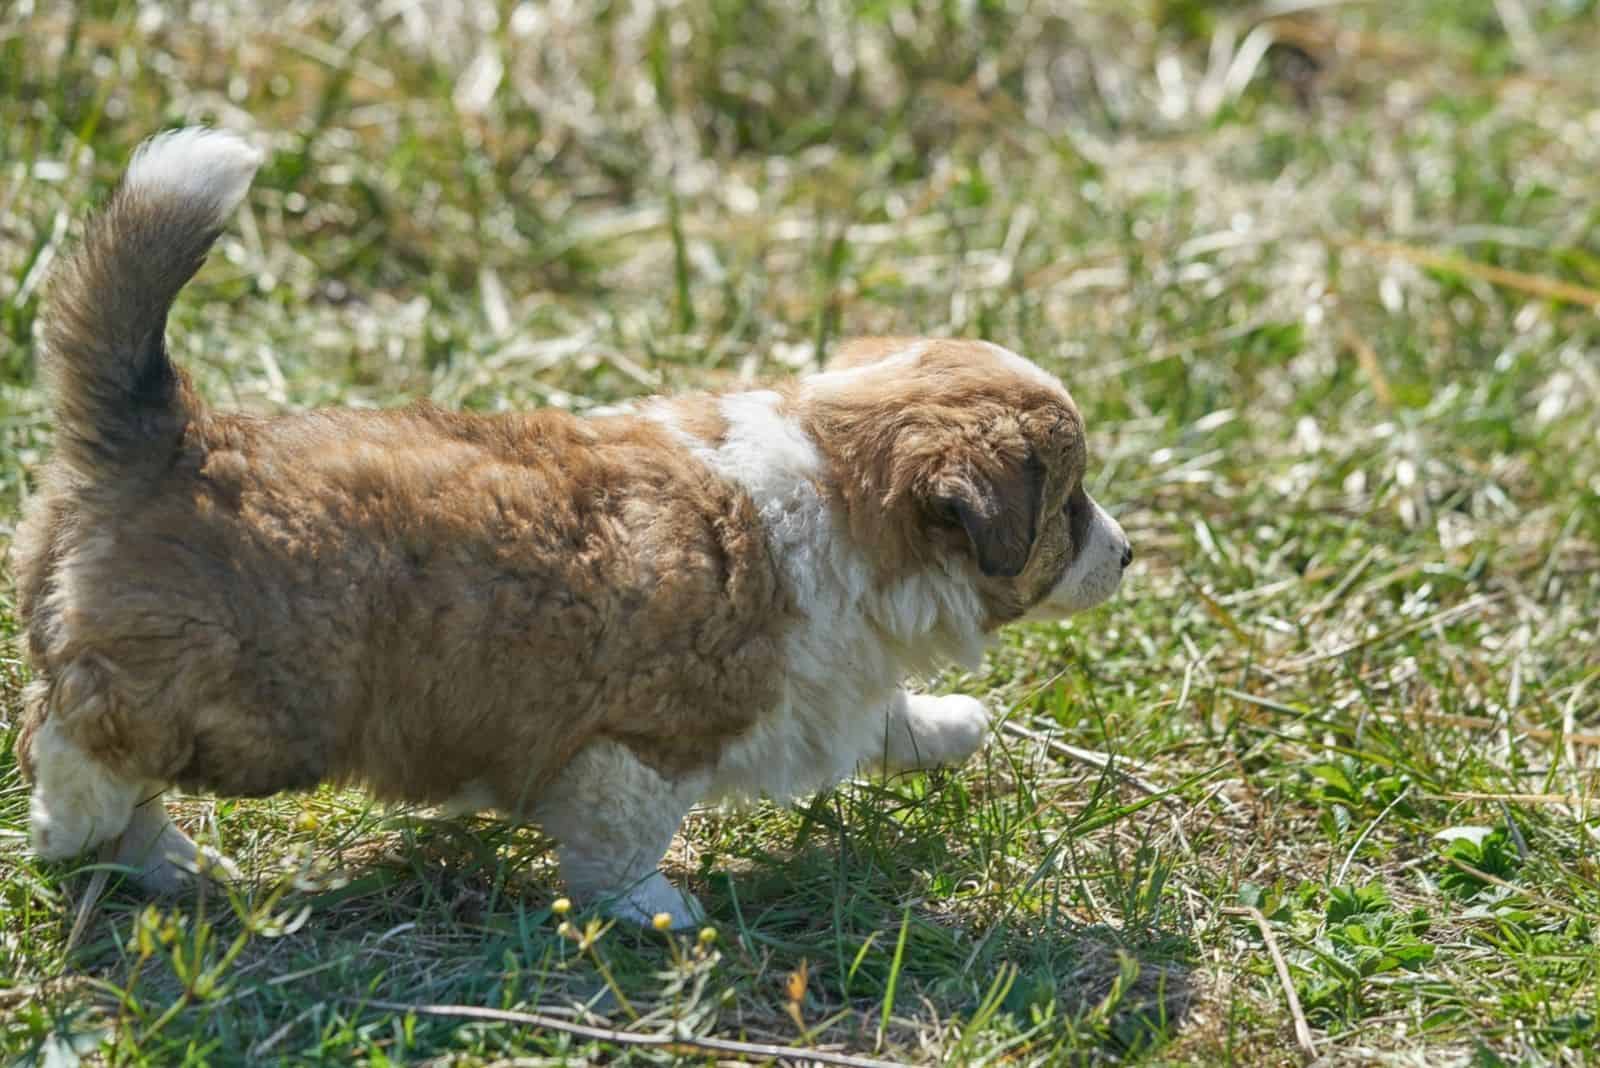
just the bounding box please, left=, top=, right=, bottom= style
left=12, top=129, right=1131, bottom=927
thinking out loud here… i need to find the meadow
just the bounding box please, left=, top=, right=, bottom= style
left=2, top=1, right=1599, bottom=1063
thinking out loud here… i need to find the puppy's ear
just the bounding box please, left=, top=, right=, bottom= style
left=929, top=449, right=1044, bottom=578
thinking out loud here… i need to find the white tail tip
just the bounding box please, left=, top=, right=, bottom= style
left=123, top=127, right=263, bottom=226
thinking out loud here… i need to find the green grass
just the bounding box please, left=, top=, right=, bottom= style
left=4, top=0, right=1600, bottom=1063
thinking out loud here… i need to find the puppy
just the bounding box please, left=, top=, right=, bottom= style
left=12, top=128, right=1131, bottom=927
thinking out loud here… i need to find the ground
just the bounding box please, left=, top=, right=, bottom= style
left=2, top=1, right=1599, bottom=1065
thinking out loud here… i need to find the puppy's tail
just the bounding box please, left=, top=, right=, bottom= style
left=40, top=127, right=261, bottom=482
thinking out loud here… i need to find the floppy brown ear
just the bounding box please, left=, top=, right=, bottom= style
left=930, top=450, right=1044, bottom=578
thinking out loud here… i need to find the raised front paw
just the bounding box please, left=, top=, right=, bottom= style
left=878, top=693, right=992, bottom=772
left=916, top=693, right=991, bottom=764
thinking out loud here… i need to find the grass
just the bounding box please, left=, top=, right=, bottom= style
left=3, top=0, right=1600, bottom=1063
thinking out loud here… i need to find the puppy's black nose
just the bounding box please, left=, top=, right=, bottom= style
left=1120, top=545, right=1134, bottom=569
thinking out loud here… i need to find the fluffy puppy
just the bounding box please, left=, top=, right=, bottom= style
left=12, top=129, right=1132, bottom=927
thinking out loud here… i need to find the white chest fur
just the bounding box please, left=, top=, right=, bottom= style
left=648, top=388, right=987, bottom=802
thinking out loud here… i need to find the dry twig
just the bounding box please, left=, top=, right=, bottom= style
left=1222, top=906, right=1316, bottom=1063
left=351, top=998, right=911, bottom=1067
left=63, top=844, right=116, bottom=956
left=1001, top=719, right=1178, bottom=804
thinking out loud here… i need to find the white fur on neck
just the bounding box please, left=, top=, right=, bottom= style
left=648, top=386, right=988, bottom=802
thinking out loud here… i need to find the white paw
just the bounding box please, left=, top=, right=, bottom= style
left=127, top=844, right=240, bottom=896
left=930, top=694, right=991, bottom=763
left=905, top=693, right=991, bottom=765
left=134, top=858, right=192, bottom=896
left=598, top=871, right=706, bottom=930
left=877, top=694, right=993, bottom=772
left=111, top=806, right=239, bottom=895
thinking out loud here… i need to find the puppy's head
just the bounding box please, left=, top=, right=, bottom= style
left=806, top=338, right=1131, bottom=626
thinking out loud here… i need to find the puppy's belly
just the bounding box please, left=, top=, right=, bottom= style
left=172, top=700, right=508, bottom=807
left=167, top=639, right=780, bottom=811
left=172, top=702, right=335, bottom=798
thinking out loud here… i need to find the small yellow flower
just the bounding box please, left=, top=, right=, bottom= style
left=652, top=912, right=674, bottom=932
left=296, top=809, right=319, bottom=832
left=552, top=897, right=571, bottom=917
left=697, top=926, right=717, bottom=945
left=557, top=921, right=575, bottom=939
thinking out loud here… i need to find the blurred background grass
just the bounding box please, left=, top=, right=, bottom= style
left=3, top=1, right=1600, bottom=1064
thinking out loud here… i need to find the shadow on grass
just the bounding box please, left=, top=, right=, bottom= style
left=698, top=787, right=1198, bottom=1062
left=32, top=795, right=1195, bottom=1065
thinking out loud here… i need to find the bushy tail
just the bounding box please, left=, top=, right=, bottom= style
left=40, top=127, right=261, bottom=481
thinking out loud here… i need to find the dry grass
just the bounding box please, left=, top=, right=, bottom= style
left=3, top=0, right=1600, bottom=1064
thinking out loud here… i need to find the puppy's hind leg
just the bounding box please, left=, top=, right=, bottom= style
left=28, top=716, right=145, bottom=862
left=533, top=741, right=707, bottom=930
left=26, top=679, right=237, bottom=894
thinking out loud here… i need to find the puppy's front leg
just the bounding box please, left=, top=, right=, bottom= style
left=533, top=741, right=707, bottom=930
left=109, top=794, right=239, bottom=894
left=869, top=690, right=992, bottom=773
